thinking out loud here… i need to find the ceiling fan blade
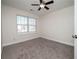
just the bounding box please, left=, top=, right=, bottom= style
left=31, top=4, right=39, bottom=6
left=40, top=0, right=43, bottom=3
left=44, top=6, right=49, bottom=10
left=45, top=0, right=54, bottom=5
left=38, top=7, right=41, bottom=10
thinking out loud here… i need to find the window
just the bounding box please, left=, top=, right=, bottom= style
left=17, top=16, right=36, bottom=32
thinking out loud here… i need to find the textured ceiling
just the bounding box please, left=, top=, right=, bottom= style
left=2, top=0, right=74, bottom=17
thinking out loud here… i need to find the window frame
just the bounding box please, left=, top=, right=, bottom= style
left=16, top=15, right=37, bottom=34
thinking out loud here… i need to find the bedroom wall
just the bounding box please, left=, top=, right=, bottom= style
left=2, top=4, right=40, bottom=47
left=39, top=6, right=74, bottom=46
left=2, top=4, right=74, bottom=47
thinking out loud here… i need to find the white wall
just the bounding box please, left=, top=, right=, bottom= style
left=2, top=5, right=40, bottom=47
left=40, top=6, right=74, bottom=46
left=2, top=4, right=74, bottom=47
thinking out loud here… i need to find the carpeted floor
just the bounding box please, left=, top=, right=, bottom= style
left=2, top=37, right=74, bottom=59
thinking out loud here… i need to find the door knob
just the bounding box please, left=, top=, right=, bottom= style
left=72, top=34, right=77, bottom=39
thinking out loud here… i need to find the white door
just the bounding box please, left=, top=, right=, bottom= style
left=77, top=4, right=79, bottom=59
left=75, top=0, right=78, bottom=59
left=74, top=4, right=77, bottom=59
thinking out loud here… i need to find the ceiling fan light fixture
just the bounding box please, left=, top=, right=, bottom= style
left=31, top=0, right=54, bottom=11
left=40, top=4, right=45, bottom=8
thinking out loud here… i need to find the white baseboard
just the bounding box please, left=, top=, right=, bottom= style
left=2, top=33, right=74, bottom=47
left=40, top=33, right=74, bottom=46
left=2, top=34, right=39, bottom=47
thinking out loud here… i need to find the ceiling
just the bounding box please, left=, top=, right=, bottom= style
left=2, top=0, right=74, bottom=17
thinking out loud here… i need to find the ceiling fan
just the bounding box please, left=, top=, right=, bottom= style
left=31, top=0, right=54, bottom=11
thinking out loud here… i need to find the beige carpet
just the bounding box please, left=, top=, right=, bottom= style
left=2, top=37, right=74, bottom=59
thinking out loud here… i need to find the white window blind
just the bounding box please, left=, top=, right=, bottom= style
left=17, top=16, right=36, bottom=32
